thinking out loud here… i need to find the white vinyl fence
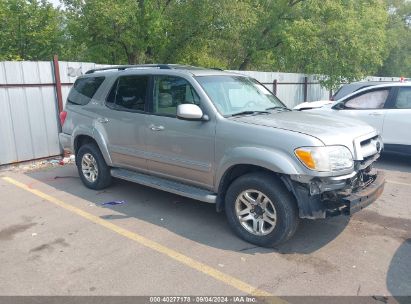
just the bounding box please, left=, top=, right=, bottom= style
left=0, top=60, right=402, bottom=166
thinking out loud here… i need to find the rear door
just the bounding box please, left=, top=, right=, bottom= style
left=96, top=75, right=150, bottom=170
left=382, top=86, right=411, bottom=152
left=334, top=87, right=393, bottom=134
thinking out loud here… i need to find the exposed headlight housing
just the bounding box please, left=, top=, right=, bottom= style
left=295, top=146, right=354, bottom=172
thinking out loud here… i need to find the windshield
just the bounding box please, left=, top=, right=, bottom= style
left=195, top=75, right=287, bottom=116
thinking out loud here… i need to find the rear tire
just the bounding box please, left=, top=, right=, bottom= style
left=225, top=172, right=299, bottom=247
left=76, top=143, right=112, bottom=190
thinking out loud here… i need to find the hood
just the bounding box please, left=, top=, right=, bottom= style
left=293, top=100, right=332, bottom=110
left=230, top=110, right=376, bottom=146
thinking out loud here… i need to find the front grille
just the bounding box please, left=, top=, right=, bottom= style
left=360, top=135, right=380, bottom=158
left=353, top=133, right=382, bottom=170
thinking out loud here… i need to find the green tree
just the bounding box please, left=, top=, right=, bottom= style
left=220, top=0, right=389, bottom=89
left=0, top=0, right=393, bottom=88
left=281, top=0, right=389, bottom=88
left=378, top=0, right=411, bottom=77
left=62, top=0, right=250, bottom=66
left=62, top=0, right=169, bottom=64
left=0, top=0, right=64, bottom=61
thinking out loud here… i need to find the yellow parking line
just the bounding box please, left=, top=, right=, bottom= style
left=387, top=179, right=411, bottom=187
left=2, top=176, right=283, bottom=301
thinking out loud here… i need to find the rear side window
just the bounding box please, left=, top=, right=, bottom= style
left=106, top=75, right=149, bottom=112
left=67, top=77, right=105, bottom=105
left=393, top=87, right=411, bottom=109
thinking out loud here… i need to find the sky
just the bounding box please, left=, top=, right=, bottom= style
left=49, top=0, right=62, bottom=8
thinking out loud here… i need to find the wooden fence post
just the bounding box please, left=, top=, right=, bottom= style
left=273, top=79, right=278, bottom=95
left=303, top=76, right=308, bottom=102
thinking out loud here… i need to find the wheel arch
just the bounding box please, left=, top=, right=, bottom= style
left=214, top=148, right=301, bottom=212
left=216, top=164, right=288, bottom=212
left=73, top=128, right=113, bottom=166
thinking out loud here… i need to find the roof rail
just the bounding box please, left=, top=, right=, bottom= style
left=85, top=64, right=172, bottom=74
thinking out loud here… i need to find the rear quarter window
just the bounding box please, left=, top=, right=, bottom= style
left=67, top=77, right=105, bottom=105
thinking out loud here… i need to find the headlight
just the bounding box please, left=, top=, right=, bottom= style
left=295, top=146, right=354, bottom=172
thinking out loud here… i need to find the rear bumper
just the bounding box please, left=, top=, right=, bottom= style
left=59, top=133, right=73, bottom=153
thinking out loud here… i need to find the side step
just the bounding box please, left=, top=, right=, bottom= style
left=111, top=168, right=217, bottom=204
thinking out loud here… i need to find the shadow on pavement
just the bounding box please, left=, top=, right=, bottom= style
left=387, top=238, right=411, bottom=303
left=376, top=153, right=411, bottom=173
left=25, top=165, right=349, bottom=255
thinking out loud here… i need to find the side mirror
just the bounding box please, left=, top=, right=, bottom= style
left=332, top=102, right=344, bottom=110
left=177, top=104, right=207, bottom=121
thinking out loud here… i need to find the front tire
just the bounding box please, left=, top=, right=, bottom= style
left=76, top=143, right=112, bottom=190
left=225, top=172, right=299, bottom=247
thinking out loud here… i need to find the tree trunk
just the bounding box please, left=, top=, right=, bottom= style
left=127, top=52, right=138, bottom=64
left=239, top=57, right=251, bottom=70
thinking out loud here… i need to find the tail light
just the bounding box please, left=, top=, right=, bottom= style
left=60, top=111, right=67, bottom=126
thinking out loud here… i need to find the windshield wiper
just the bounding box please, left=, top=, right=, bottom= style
left=265, top=106, right=291, bottom=112
left=230, top=110, right=270, bottom=117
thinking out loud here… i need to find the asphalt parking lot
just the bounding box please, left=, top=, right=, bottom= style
left=0, top=154, right=410, bottom=300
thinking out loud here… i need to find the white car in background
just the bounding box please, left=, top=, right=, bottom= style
left=293, top=81, right=392, bottom=111
left=307, top=83, right=411, bottom=155
left=293, top=100, right=333, bottom=110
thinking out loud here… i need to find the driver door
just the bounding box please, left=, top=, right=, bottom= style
left=145, top=75, right=216, bottom=189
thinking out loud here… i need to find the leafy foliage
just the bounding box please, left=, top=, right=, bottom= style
left=378, top=0, right=411, bottom=77
left=279, top=0, right=389, bottom=88
left=0, top=0, right=410, bottom=88
left=0, top=0, right=64, bottom=61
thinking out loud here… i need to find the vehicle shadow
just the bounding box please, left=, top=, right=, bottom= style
left=387, top=238, right=411, bottom=303
left=25, top=165, right=349, bottom=255
left=376, top=153, right=411, bottom=173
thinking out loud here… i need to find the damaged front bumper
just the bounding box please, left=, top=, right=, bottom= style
left=283, top=169, right=385, bottom=219
left=340, top=172, right=385, bottom=215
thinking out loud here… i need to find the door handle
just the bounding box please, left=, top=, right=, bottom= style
left=149, top=124, right=165, bottom=131
left=97, top=117, right=110, bottom=123
left=369, top=112, right=383, bottom=116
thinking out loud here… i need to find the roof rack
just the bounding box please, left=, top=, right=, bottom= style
left=85, top=64, right=172, bottom=74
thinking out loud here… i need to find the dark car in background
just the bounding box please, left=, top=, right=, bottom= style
left=331, top=81, right=391, bottom=101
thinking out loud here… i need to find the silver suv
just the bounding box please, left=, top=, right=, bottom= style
left=59, top=64, right=385, bottom=247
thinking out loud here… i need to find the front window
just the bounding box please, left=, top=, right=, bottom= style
left=153, top=75, right=200, bottom=116
left=195, top=76, right=286, bottom=116
left=343, top=89, right=389, bottom=109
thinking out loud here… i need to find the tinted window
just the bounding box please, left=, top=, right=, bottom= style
left=67, top=77, right=105, bottom=105
left=394, top=87, right=411, bottom=109
left=106, top=79, right=118, bottom=105
left=106, top=76, right=149, bottom=111
left=153, top=76, right=200, bottom=115
left=344, top=89, right=389, bottom=109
